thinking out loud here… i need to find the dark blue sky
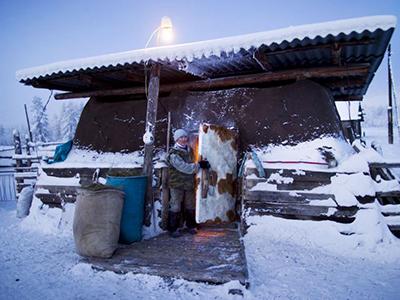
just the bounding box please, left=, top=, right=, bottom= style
left=1, top=0, right=399, bottom=127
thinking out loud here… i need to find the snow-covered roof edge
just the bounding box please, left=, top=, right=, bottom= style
left=16, top=15, right=396, bottom=81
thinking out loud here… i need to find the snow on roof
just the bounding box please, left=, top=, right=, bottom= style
left=16, top=15, right=396, bottom=81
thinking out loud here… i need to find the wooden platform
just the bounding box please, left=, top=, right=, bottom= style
left=84, top=224, right=248, bottom=285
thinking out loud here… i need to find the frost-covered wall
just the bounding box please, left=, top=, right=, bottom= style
left=74, top=80, right=344, bottom=153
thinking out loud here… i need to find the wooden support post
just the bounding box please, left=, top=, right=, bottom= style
left=24, top=135, right=32, bottom=167
left=13, top=130, right=23, bottom=194
left=161, top=112, right=171, bottom=230
left=143, top=63, right=161, bottom=226
left=24, top=104, right=33, bottom=143
left=388, top=44, right=394, bottom=144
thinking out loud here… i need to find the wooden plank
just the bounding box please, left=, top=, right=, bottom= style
left=333, top=95, right=363, bottom=101
left=377, top=191, right=400, bottom=198
left=245, top=202, right=357, bottom=222
left=36, top=184, right=78, bottom=195
left=245, top=190, right=336, bottom=202
left=14, top=173, right=37, bottom=179
left=54, top=64, right=370, bottom=100
left=14, top=166, right=39, bottom=171
left=35, top=193, right=74, bottom=205
left=42, top=167, right=143, bottom=178
left=247, top=167, right=337, bottom=181
left=85, top=225, right=248, bottom=285
left=276, top=181, right=327, bottom=191
left=143, top=63, right=161, bottom=226
left=247, top=202, right=331, bottom=216
left=370, top=162, right=400, bottom=169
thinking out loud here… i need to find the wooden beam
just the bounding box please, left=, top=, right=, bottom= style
left=323, top=77, right=365, bottom=88
left=261, top=39, right=375, bottom=57
left=77, top=74, right=115, bottom=89
left=333, top=95, right=363, bottom=101
left=54, top=64, right=370, bottom=100
left=143, top=63, right=161, bottom=226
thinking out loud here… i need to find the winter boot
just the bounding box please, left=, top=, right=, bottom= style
left=168, top=211, right=182, bottom=238
left=185, top=210, right=198, bottom=235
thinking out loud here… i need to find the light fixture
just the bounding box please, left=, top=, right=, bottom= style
left=145, top=16, right=174, bottom=48
left=158, top=16, right=173, bottom=44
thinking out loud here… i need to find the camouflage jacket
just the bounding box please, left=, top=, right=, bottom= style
left=167, top=144, right=198, bottom=190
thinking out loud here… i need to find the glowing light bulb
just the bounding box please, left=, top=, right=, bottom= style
left=159, top=16, right=174, bottom=45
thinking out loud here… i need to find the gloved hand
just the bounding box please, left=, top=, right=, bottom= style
left=199, top=160, right=211, bottom=169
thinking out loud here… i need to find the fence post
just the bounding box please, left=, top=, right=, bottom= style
left=13, top=130, right=23, bottom=194
left=25, top=134, right=32, bottom=167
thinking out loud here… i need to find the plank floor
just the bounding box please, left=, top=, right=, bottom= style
left=84, top=224, right=248, bottom=285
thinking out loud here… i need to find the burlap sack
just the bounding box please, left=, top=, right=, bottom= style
left=73, top=187, right=124, bottom=258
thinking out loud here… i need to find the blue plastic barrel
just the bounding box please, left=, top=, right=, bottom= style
left=106, top=176, right=147, bottom=244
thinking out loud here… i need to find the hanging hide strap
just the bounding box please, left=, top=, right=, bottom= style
left=251, top=151, right=266, bottom=178
left=238, top=151, right=266, bottom=178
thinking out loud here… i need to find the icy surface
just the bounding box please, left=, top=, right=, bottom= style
left=17, top=15, right=396, bottom=81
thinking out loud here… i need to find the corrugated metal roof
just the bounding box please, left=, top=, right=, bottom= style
left=16, top=15, right=396, bottom=101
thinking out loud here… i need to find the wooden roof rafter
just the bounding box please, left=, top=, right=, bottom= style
left=54, top=63, right=370, bottom=100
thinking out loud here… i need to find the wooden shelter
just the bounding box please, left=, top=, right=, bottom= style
left=16, top=15, right=400, bottom=283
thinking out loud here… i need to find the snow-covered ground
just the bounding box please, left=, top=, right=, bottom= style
left=1, top=199, right=400, bottom=299
left=1, top=126, right=400, bottom=299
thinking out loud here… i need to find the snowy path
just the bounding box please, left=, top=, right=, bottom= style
left=1, top=201, right=399, bottom=299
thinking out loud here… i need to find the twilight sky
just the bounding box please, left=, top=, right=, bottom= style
left=0, top=0, right=399, bottom=127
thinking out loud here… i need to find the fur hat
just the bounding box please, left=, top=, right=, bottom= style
left=173, top=129, right=188, bottom=142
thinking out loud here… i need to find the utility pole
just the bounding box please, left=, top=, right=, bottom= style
left=388, top=44, right=394, bottom=144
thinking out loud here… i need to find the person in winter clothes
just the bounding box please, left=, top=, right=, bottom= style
left=167, top=128, right=210, bottom=238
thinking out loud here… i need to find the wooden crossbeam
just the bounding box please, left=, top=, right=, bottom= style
left=333, top=95, right=363, bottom=101
left=54, top=64, right=370, bottom=100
